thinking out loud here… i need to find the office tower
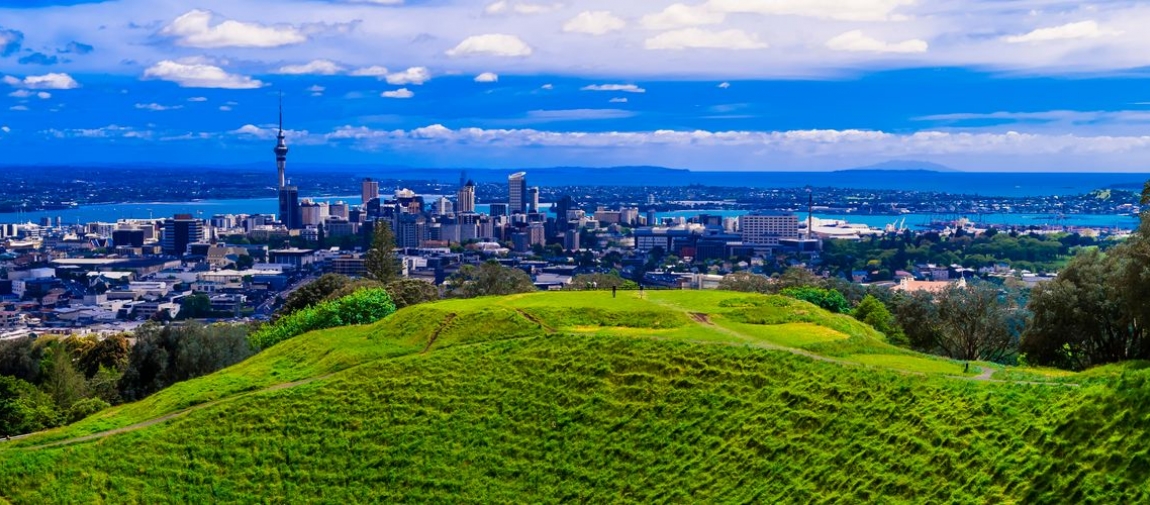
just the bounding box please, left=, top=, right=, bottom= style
left=528, top=187, right=540, bottom=213
left=457, top=179, right=476, bottom=213
left=162, top=214, right=205, bottom=256
left=112, top=228, right=145, bottom=248
left=738, top=211, right=801, bottom=247
left=274, top=98, right=302, bottom=229
left=329, top=201, right=350, bottom=220
left=433, top=197, right=454, bottom=216
left=489, top=203, right=510, bottom=217
left=508, top=172, right=527, bottom=214
left=362, top=178, right=379, bottom=206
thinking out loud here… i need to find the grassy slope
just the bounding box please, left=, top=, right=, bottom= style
left=1, top=291, right=1147, bottom=503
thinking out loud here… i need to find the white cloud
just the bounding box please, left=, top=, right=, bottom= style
left=159, top=9, right=308, bottom=48
left=486, top=1, right=560, bottom=15
left=703, top=0, right=914, bottom=22
left=447, top=34, right=533, bottom=57
left=43, top=125, right=136, bottom=139
left=188, top=96, right=208, bottom=102
left=825, top=30, right=927, bottom=53
left=541, top=84, right=554, bottom=90
left=641, top=4, right=725, bottom=30
left=582, top=84, right=646, bottom=93
left=645, top=28, right=767, bottom=50
left=277, top=60, right=343, bottom=75
left=525, top=109, right=636, bottom=121
left=609, top=97, right=628, bottom=103
left=35, top=92, right=51, bottom=100
left=382, top=88, right=414, bottom=99
left=349, top=66, right=389, bottom=77
left=0, top=126, right=9, bottom=133
left=386, top=67, right=431, bottom=85
left=135, top=103, right=183, bottom=111
left=9, top=105, right=28, bottom=111
left=143, top=60, right=264, bottom=89
left=563, top=11, right=626, bottom=36
left=220, top=105, right=233, bottom=111
left=475, top=72, right=499, bottom=82
left=3, top=73, right=79, bottom=90
left=718, top=82, right=731, bottom=88
left=308, top=85, right=326, bottom=96
left=1004, top=21, right=1123, bottom=44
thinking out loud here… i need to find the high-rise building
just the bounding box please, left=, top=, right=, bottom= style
left=528, top=187, right=540, bottom=213
left=162, top=214, right=205, bottom=256
left=508, top=172, right=527, bottom=214
left=433, top=197, right=454, bottom=216
left=457, top=180, right=476, bottom=213
left=274, top=98, right=302, bottom=229
left=362, top=178, right=379, bottom=206
left=739, top=211, right=801, bottom=247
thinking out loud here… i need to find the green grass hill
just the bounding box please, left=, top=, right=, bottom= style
left=1, top=291, right=1148, bottom=503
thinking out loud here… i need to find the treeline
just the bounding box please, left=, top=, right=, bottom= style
left=822, top=229, right=1110, bottom=279
left=1, top=323, right=253, bottom=437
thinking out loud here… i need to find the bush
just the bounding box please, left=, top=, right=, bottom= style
left=66, top=397, right=111, bottom=424
left=780, top=287, right=851, bottom=314
left=250, top=288, right=397, bottom=350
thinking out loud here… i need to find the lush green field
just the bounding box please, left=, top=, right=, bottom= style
left=1, top=290, right=1147, bottom=503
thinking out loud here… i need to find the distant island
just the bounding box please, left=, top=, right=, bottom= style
left=836, top=160, right=960, bottom=173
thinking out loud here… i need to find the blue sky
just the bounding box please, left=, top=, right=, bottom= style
left=3, top=0, right=1150, bottom=171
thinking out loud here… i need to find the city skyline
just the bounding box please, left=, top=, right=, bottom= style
left=4, top=2, right=1150, bottom=170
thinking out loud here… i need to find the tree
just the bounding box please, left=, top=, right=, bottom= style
left=569, top=273, right=638, bottom=291
left=179, top=293, right=213, bottom=320
left=447, top=262, right=537, bottom=298
left=384, top=278, right=440, bottom=309
left=365, top=221, right=401, bottom=284
left=934, top=281, right=1023, bottom=362
left=235, top=254, right=255, bottom=270
left=718, top=272, right=773, bottom=293
left=0, top=375, right=58, bottom=436
left=75, top=334, right=131, bottom=378
left=119, top=322, right=254, bottom=402
left=853, top=295, right=907, bottom=346
left=774, top=267, right=824, bottom=292
left=0, top=336, right=44, bottom=383
left=780, top=287, right=851, bottom=314
left=891, top=291, right=943, bottom=352
left=277, top=273, right=350, bottom=318
left=1022, top=247, right=1150, bottom=370
left=40, top=344, right=89, bottom=411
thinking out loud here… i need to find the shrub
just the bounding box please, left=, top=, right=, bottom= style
left=250, top=288, right=397, bottom=350
left=780, top=287, right=850, bottom=314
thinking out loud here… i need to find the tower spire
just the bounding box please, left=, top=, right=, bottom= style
left=274, top=93, right=289, bottom=188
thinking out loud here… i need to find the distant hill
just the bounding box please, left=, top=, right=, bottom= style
left=838, top=160, right=960, bottom=173
left=1, top=291, right=1144, bottom=503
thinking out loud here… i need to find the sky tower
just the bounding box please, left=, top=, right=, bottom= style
left=275, top=95, right=289, bottom=189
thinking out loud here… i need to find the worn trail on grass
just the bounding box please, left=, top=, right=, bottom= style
left=12, top=374, right=334, bottom=451
left=647, top=296, right=1078, bottom=387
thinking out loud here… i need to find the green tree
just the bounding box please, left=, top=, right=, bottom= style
left=568, top=273, right=638, bottom=291
left=447, top=262, right=537, bottom=298
left=235, top=254, right=255, bottom=270
left=0, top=375, right=59, bottom=436
left=774, top=267, right=824, bottom=292
left=385, top=279, right=440, bottom=309
left=178, top=293, right=213, bottom=320
left=935, top=281, right=1023, bottom=362
left=780, top=287, right=851, bottom=314
left=365, top=221, right=401, bottom=284
left=40, top=344, right=88, bottom=411
left=853, top=295, right=907, bottom=346
left=277, top=273, right=350, bottom=318
left=891, top=291, right=943, bottom=352
left=718, top=272, right=773, bottom=293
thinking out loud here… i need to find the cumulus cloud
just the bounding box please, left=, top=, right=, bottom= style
left=825, top=30, right=927, bottom=53
left=703, top=0, right=914, bottom=22
left=349, top=65, right=389, bottom=77
left=277, top=59, right=344, bottom=75
left=2, top=73, right=79, bottom=89
left=525, top=109, right=636, bottom=121
left=143, top=60, right=263, bottom=89
left=188, top=96, right=208, bottom=102
left=159, top=9, right=308, bottom=48
left=640, top=4, right=725, bottom=30
left=475, top=72, right=499, bottom=82
left=582, top=84, right=646, bottom=93
left=447, top=34, right=532, bottom=57
left=718, top=82, right=731, bottom=88
left=308, top=85, right=325, bottom=96
left=609, top=97, right=628, bottom=103
left=563, top=11, right=627, bottom=36
left=9, top=105, right=28, bottom=111
left=485, top=1, right=560, bottom=15
left=541, top=84, right=554, bottom=90
left=382, top=88, right=414, bottom=99
left=43, top=125, right=138, bottom=139
left=135, top=103, right=183, bottom=111
left=1004, top=21, right=1122, bottom=44
left=386, top=67, right=431, bottom=85
left=645, top=28, right=767, bottom=50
